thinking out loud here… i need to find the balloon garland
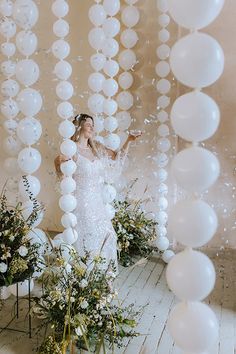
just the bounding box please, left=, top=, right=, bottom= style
left=166, top=1, right=224, bottom=352
left=51, top=0, right=78, bottom=247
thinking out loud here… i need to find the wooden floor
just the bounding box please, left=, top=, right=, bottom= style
left=0, top=250, right=235, bottom=354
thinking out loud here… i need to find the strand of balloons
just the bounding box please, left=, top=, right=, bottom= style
left=166, top=0, right=225, bottom=353
left=155, top=0, right=175, bottom=263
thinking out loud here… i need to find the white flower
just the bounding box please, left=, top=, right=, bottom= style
left=9, top=236, right=15, bottom=242
left=18, top=246, right=28, bottom=257
left=80, top=300, right=89, bottom=309
left=75, top=326, right=84, bottom=336
left=79, top=279, right=88, bottom=288
left=0, top=262, right=7, bottom=273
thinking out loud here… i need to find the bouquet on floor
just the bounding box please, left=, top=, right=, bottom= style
left=112, top=191, right=158, bottom=267
left=33, top=247, right=140, bottom=354
left=0, top=179, right=42, bottom=286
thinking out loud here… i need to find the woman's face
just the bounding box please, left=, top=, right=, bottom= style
left=81, top=118, right=94, bottom=139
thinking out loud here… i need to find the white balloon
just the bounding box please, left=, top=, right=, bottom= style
left=89, top=4, right=106, bottom=26
left=3, top=119, right=18, bottom=134
left=88, top=27, right=105, bottom=50
left=17, top=117, right=42, bottom=145
left=15, top=59, right=39, bottom=86
left=116, top=111, right=132, bottom=130
left=102, top=78, right=118, bottom=97
left=121, top=6, right=140, bottom=27
left=4, top=157, right=20, bottom=175
left=121, top=28, right=138, bottom=49
left=167, top=250, right=216, bottom=301
left=118, top=72, right=133, bottom=90
left=94, top=116, right=104, bottom=133
left=54, top=60, right=72, bottom=80
left=118, top=131, right=128, bottom=147
left=157, top=95, right=170, bottom=109
left=0, top=17, right=16, bottom=38
left=157, top=196, right=168, bottom=210
left=53, top=18, right=69, bottom=38
left=172, top=147, right=220, bottom=193
left=155, top=152, right=169, bottom=168
left=1, top=60, right=16, bottom=77
left=156, top=79, right=171, bottom=94
left=168, top=0, right=224, bottom=30
left=9, top=279, right=34, bottom=297
left=156, top=225, right=167, bottom=237
left=171, top=91, right=220, bottom=142
left=156, top=237, right=169, bottom=251
left=102, top=38, right=119, bottom=58
left=158, top=124, right=169, bottom=137
left=62, top=228, right=78, bottom=244
left=18, top=175, right=41, bottom=199
left=90, top=53, right=106, bottom=71
left=104, top=116, right=118, bottom=132
left=155, top=211, right=168, bottom=224
left=117, top=91, right=133, bottom=110
left=1, top=79, right=19, bottom=98
left=58, top=120, right=75, bottom=139
left=169, top=199, right=218, bottom=248
left=0, top=286, right=11, bottom=300
left=104, top=133, right=120, bottom=150
left=57, top=101, right=74, bottom=119
left=56, top=80, right=74, bottom=100
left=60, top=139, right=77, bottom=158
left=18, top=147, right=41, bottom=174
left=1, top=42, right=15, bottom=56
left=52, top=39, right=70, bottom=60
left=103, top=0, right=120, bottom=16
left=118, top=49, right=136, bottom=71
left=158, top=13, right=170, bottom=27
left=59, top=194, right=77, bottom=212
left=157, top=110, right=168, bottom=123
left=102, top=184, right=117, bottom=203
left=170, top=33, right=224, bottom=88
left=103, top=17, right=120, bottom=38
left=60, top=176, right=76, bottom=194
left=13, top=0, right=38, bottom=30
left=157, top=183, right=168, bottom=196
left=157, top=0, right=169, bottom=12
left=51, top=0, right=68, bottom=17
left=162, top=250, right=175, bottom=263
left=0, top=0, right=13, bottom=16
left=16, top=30, right=37, bottom=56
left=158, top=28, right=170, bottom=43
left=154, top=168, right=168, bottom=183
left=1, top=99, right=19, bottom=119
left=17, top=88, right=42, bottom=116
left=168, top=302, right=219, bottom=352
left=88, top=93, right=105, bottom=114
left=157, top=137, right=171, bottom=152
left=103, top=98, right=118, bottom=116
left=155, top=61, right=170, bottom=78
left=156, top=44, right=170, bottom=60
left=61, top=159, right=77, bottom=176
left=61, top=212, right=77, bottom=228
left=88, top=72, right=105, bottom=93
left=3, top=136, right=21, bottom=156
left=103, top=59, right=119, bottom=77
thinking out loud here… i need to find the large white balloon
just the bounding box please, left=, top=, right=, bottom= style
left=171, top=91, right=220, bottom=142
left=17, top=117, right=42, bottom=145
left=156, top=237, right=169, bottom=251
left=13, top=0, right=38, bottom=30
left=60, top=139, right=77, bottom=158
left=88, top=27, right=105, bottom=51
left=118, top=72, right=133, bottom=90
left=18, top=175, right=41, bottom=199
left=60, top=176, right=76, bottom=194
left=1, top=42, right=16, bottom=57
left=53, top=19, right=69, bottom=38
left=102, top=38, right=119, bottom=58
left=17, top=88, right=42, bottom=116
left=1, top=60, right=16, bottom=77
left=54, top=60, right=72, bottom=80
left=90, top=53, right=106, bottom=71
left=103, top=59, right=119, bottom=77
left=102, top=78, right=118, bottom=97
left=57, top=101, right=73, bottom=119
left=171, top=147, right=220, bottom=193
left=88, top=93, right=104, bottom=114
left=168, top=302, right=219, bottom=352
left=61, top=212, right=77, bottom=228
left=103, top=0, right=120, bottom=16
left=168, top=0, right=225, bottom=30
left=1, top=79, right=19, bottom=97
left=56, top=81, right=74, bottom=100
left=59, top=194, right=77, bottom=212
left=119, top=49, right=136, bottom=71
left=52, top=0, right=68, bottom=18
left=103, top=98, right=118, bottom=116
left=61, top=159, right=77, bottom=176
left=18, top=147, right=41, bottom=174
left=104, top=116, right=118, bottom=132
left=169, top=199, right=218, bottom=248
left=103, top=17, right=120, bottom=38
left=121, top=6, right=140, bottom=27
left=121, top=28, right=138, bottom=49
left=15, top=59, right=39, bottom=86
left=166, top=249, right=216, bottom=301
left=3, top=118, right=18, bottom=134
left=117, top=91, right=133, bottom=110
left=1, top=98, right=19, bottom=119
left=52, top=39, right=70, bottom=60
left=89, top=4, right=106, bottom=26
left=0, top=0, right=13, bottom=17
left=16, top=30, right=37, bottom=56
left=88, top=72, right=105, bottom=93
left=0, top=17, right=16, bottom=38
left=62, top=228, right=78, bottom=245
left=58, top=120, right=75, bottom=139
left=170, top=33, right=224, bottom=88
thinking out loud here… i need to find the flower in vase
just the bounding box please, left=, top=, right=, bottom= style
left=0, top=262, right=7, bottom=273
left=80, top=300, right=89, bottom=309
left=18, top=246, right=28, bottom=257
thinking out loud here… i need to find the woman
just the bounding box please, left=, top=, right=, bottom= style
left=55, top=113, right=141, bottom=274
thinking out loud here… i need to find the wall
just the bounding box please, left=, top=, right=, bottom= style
left=0, top=0, right=235, bottom=248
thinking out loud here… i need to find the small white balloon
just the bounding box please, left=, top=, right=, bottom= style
left=118, top=49, right=136, bottom=71
left=157, top=183, right=168, bottom=196
left=60, top=139, right=77, bottom=158
left=103, top=0, right=120, bottom=16
left=155, top=61, right=170, bottom=78
left=157, top=110, right=169, bottom=123
left=16, top=30, right=37, bottom=56
left=158, top=13, right=170, bottom=27
left=1, top=98, right=19, bottom=119
left=103, top=59, right=119, bottom=77
left=1, top=60, right=16, bottom=77
left=158, top=124, right=169, bottom=137
left=162, top=250, right=175, bottom=263
left=1, top=79, right=19, bottom=98
left=121, top=28, right=138, bottom=49
left=54, top=60, right=72, bottom=80
left=118, top=72, right=133, bottom=90
left=116, top=111, right=132, bottom=130
left=104, top=116, right=118, bottom=132
left=53, top=18, right=69, bottom=38
left=154, top=168, right=168, bottom=183
left=121, top=6, right=140, bottom=27
left=102, top=78, right=118, bottom=97
left=156, top=44, right=170, bottom=60
left=90, top=53, right=106, bottom=71
left=88, top=93, right=105, bottom=114
left=157, top=196, right=168, bottom=210
left=156, top=237, right=169, bottom=251
left=88, top=72, right=105, bottom=93
left=0, top=17, right=16, bottom=38
left=17, top=117, right=42, bottom=145
left=58, top=120, right=75, bottom=139
left=156, top=79, right=171, bottom=94
left=157, top=137, right=171, bottom=152
left=0, top=0, right=13, bottom=17
left=1, top=42, right=16, bottom=56
left=158, top=28, right=170, bottom=43
left=61, top=212, right=77, bottom=228
left=51, top=0, right=69, bottom=17
left=3, top=136, right=21, bottom=156
left=15, top=59, right=39, bottom=86
left=102, top=38, right=119, bottom=58
left=56, top=81, right=74, bottom=100
left=17, top=88, right=42, bottom=116
left=117, top=91, right=133, bottom=110
left=62, top=228, right=78, bottom=245
left=52, top=39, right=70, bottom=60
left=171, top=147, right=220, bottom=193
left=88, top=27, right=105, bottom=51
left=57, top=101, right=74, bottom=119
left=104, top=133, right=120, bottom=150
left=155, top=152, right=169, bottom=168
left=3, top=118, right=18, bottom=134
left=157, top=95, right=170, bottom=109
left=60, top=176, right=76, bottom=194
left=103, top=17, right=120, bottom=38
left=18, top=175, right=41, bottom=199
left=13, top=0, right=39, bottom=30
left=59, top=194, right=77, bottom=212
left=89, top=4, right=106, bottom=26
left=155, top=211, right=168, bottom=224
left=103, top=98, right=118, bottom=116
left=18, top=147, right=41, bottom=174
left=61, top=159, right=77, bottom=176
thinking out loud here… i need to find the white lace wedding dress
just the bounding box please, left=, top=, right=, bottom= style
left=73, top=152, right=118, bottom=275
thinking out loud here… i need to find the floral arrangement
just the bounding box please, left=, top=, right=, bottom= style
left=0, top=178, right=42, bottom=286
left=33, top=247, right=140, bottom=354
left=112, top=196, right=158, bottom=267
